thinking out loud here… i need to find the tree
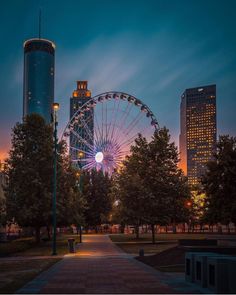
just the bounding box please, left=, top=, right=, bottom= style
left=111, top=168, right=148, bottom=238
left=5, top=114, right=54, bottom=242
left=56, top=141, right=86, bottom=229
left=4, top=114, right=85, bottom=242
left=202, top=135, right=236, bottom=227
left=83, top=169, right=112, bottom=231
left=145, top=128, right=190, bottom=239
left=111, top=127, right=190, bottom=243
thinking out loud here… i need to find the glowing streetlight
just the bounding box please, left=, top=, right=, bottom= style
left=186, top=200, right=192, bottom=208
left=78, top=151, right=84, bottom=158
left=52, top=102, right=60, bottom=256
left=52, top=102, right=60, bottom=111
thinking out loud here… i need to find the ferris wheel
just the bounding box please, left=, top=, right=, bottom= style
left=61, top=91, right=159, bottom=175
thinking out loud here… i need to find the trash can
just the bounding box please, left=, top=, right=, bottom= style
left=68, top=238, right=76, bottom=253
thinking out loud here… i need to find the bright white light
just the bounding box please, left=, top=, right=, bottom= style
left=95, top=152, right=104, bottom=163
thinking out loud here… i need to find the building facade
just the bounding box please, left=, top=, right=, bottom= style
left=23, top=38, right=55, bottom=123
left=70, top=81, right=94, bottom=167
left=179, top=85, right=217, bottom=186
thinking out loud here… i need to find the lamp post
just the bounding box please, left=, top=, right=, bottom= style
left=52, top=102, right=59, bottom=256
left=77, top=151, right=84, bottom=243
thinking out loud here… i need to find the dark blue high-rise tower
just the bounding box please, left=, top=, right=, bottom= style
left=23, top=38, right=55, bottom=123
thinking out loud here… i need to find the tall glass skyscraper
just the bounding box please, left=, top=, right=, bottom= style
left=23, top=38, right=55, bottom=123
left=179, top=85, right=217, bottom=186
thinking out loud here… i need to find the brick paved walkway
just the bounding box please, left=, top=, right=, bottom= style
left=17, top=235, right=204, bottom=294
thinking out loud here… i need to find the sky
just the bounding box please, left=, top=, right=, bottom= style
left=0, top=0, right=236, bottom=161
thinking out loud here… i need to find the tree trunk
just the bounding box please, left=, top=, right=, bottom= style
left=120, top=223, right=125, bottom=234
left=151, top=224, right=156, bottom=244
left=218, top=224, right=222, bottom=234
left=35, top=227, right=41, bottom=243
left=79, top=225, right=82, bottom=243
left=135, top=225, right=139, bottom=239
left=46, top=225, right=51, bottom=240
left=173, top=221, right=176, bottom=234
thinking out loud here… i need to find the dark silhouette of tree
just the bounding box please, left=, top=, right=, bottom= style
left=111, top=127, right=190, bottom=242
left=202, top=135, right=236, bottom=227
left=83, top=169, right=112, bottom=231
left=4, top=114, right=85, bottom=242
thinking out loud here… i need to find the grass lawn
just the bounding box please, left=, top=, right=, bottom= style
left=109, top=233, right=218, bottom=260
left=0, top=234, right=80, bottom=293
left=0, top=234, right=80, bottom=257
left=116, top=241, right=177, bottom=255
left=109, top=233, right=208, bottom=244
left=0, top=258, right=60, bottom=293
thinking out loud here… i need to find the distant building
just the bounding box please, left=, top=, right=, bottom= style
left=23, top=38, right=55, bottom=123
left=179, top=85, right=217, bottom=186
left=70, top=81, right=94, bottom=167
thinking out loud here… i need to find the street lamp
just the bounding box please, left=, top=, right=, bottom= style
left=77, top=151, right=84, bottom=243
left=52, top=102, right=60, bottom=255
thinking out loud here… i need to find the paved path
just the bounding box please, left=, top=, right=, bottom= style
left=17, top=235, right=203, bottom=294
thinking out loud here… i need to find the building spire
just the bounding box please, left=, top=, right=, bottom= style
left=39, top=9, right=41, bottom=39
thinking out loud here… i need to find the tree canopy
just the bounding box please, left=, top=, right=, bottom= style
left=111, top=127, right=190, bottom=242
left=202, top=135, right=236, bottom=225
left=4, top=114, right=85, bottom=242
left=83, top=169, right=112, bottom=231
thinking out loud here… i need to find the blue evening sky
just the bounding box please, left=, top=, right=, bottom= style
left=0, top=0, right=236, bottom=160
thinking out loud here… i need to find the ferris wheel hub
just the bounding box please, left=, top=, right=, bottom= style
left=95, top=152, right=104, bottom=163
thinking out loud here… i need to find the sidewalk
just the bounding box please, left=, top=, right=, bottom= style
left=17, top=235, right=204, bottom=294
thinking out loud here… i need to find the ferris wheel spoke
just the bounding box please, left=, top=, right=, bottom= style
left=120, top=102, right=135, bottom=130
left=101, top=99, right=104, bottom=141
left=112, top=101, right=132, bottom=142
left=83, top=161, right=97, bottom=170
left=118, top=124, right=151, bottom=150
left=125, top=111, right=143, bottom=136
left=113, top=103, right=135, bottom=144
left=110, top=98, right=121, bottom=142
left=70, top=129, right=94, bottom=151
left=79, top=115, right=94, bottom=144
left=70, top=146, right=94, bottom=157
left=77, top=111, right=98, bottom=145
left=106, top=99, right=117, bottom=142
left=94, top=111, right=103, bottom=142
left=105, top=102, right=108, bottom=142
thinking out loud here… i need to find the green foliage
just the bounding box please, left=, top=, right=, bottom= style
left=83, top=169, right=112, bottom=229
left=202, top=135, right=236, bottom=225
left=4, top=114, right=85, bottom=241
left=111, top=127, right=190, bottom=239
left=5, top=114, right=54, bottom=231
left=56, top=141, right=85, bottom=227
left=0, top=189, right=7, bottom=227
